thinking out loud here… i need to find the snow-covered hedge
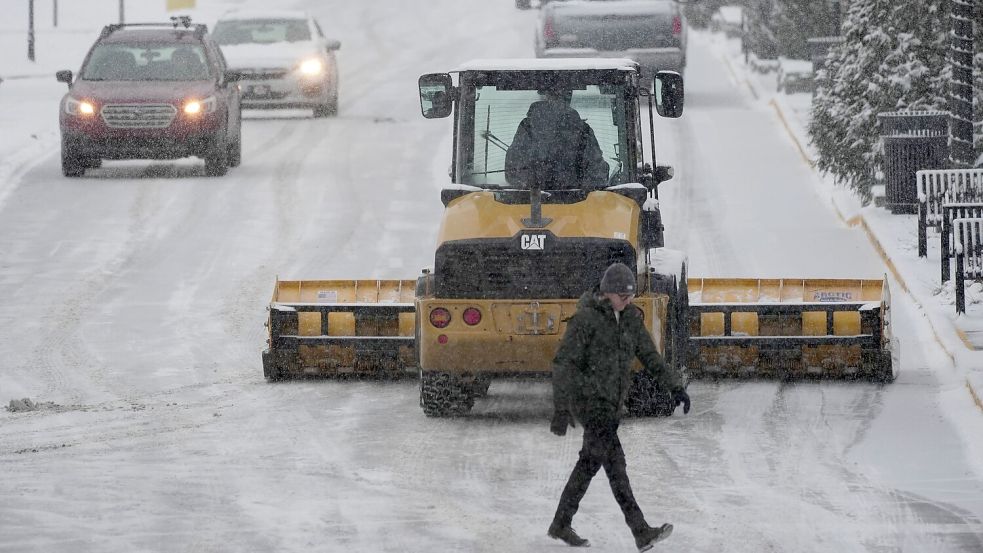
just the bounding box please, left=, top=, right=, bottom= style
left=809, top=0, right=955, bottom=201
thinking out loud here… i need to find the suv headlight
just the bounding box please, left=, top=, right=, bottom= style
left=65, top=97, right=97, bottom=117
left=298, top=58, right=324, bottom=76
left=183, top=95, right=217, bottom=116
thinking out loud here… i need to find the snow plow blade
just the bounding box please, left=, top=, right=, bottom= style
left=686, top=278, right=896, bottom=381
left=262, top=279, right=417, bottom=380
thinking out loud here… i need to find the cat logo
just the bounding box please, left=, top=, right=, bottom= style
left=520, top=234, right=546, bottom=250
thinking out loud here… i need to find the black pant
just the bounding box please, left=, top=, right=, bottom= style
left=551, top=419, right=647, bottom=534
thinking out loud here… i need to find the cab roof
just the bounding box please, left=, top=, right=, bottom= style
left=455, top=58, right=640, bottom=73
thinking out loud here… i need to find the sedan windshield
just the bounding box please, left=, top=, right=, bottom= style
left=81, top=43, right=211, bottom=81
left=212, top=19, right=312, bottom=45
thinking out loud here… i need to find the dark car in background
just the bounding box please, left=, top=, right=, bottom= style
left=535, top=0, right=687, bottom=80
left=56, top=18, right=242, bottom=177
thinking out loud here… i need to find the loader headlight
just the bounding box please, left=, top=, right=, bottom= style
left=298, top=58, right=324, bottom=76
left=65, top=97, right=96, bottom=117
left=429, top=308, right=452, bottom=329
left=183, top=95, right=217, bottom=116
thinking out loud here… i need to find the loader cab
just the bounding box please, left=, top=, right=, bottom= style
left=418, top=60, right=683, bottom=199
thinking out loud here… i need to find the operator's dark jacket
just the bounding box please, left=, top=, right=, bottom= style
left=553, top=287, right=684, bottom=425
left=504, top=100, right=609, bottom=189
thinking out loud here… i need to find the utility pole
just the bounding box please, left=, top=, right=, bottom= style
left=53, top=0, right=58, bottom=27
left=119, top=0, right=125, bottom=24
left=28, top=0, right=35, bottom=62
left=950, top=0, right=975, bottom=167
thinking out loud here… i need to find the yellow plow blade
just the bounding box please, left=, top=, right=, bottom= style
left=262, top=279, right=417, bottom=379
left=686, top=278, right=894, bottom=381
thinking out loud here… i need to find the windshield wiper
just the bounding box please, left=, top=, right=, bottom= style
left=479, top=130, right=510, bottom=153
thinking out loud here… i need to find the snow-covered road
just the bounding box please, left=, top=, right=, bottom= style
left=1, top=1, right=981, bottom=552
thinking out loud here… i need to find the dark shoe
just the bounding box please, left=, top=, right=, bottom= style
left=634, top=523, right=672, bottom=552
left=547, top=523, right=591, bottom=547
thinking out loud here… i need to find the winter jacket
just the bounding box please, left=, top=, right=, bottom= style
left=552, top=287, right=684, bottom=425
left=504, top=100, right=609, bottom=189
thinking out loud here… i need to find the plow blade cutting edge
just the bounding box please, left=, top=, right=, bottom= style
left=262, top=279, right=417, bottom=379
left=685, top=277, right=897, bottom=381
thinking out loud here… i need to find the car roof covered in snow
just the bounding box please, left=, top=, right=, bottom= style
left=455, top=58, right=639, bottom=73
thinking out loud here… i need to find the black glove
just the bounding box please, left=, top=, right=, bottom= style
left=672, top=388, right=691, bottom=415
left=550, top=411, right=575, bottom=436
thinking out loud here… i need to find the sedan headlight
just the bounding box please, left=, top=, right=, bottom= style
left=298, top=58, right=324, bottom=76
left=65, top=97, right=96, bottom=116
left=183, top=95, right=217, bottom=116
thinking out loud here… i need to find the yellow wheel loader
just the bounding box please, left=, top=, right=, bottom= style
left=262, top=59, right=898, bottom=416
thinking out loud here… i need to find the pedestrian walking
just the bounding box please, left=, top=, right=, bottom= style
left=547, top=262, right=690, bottom=551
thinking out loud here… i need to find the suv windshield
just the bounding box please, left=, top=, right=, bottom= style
left=462, top=82, right=630, bottom=188
left=82, top=43, right=211, bottom=81
left=212, top=19, right=311, bottom=45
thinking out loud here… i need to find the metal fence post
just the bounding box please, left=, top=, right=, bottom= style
left=28, top=0, right=35, bottom=62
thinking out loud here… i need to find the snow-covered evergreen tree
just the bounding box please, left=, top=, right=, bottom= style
left=810, top=0, right=951, bottom=198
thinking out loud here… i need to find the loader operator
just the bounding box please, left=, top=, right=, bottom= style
left=504, top=86, right=609, bottom=190
left=547, top=262, right=690, bottom=552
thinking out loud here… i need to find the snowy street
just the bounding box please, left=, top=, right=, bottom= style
left=1, top=1, right=982, bottom=552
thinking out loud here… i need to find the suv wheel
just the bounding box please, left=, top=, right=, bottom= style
left=313, top=94, right=338, bottom=118
left=227, top=122, right=242, bottom=168
left=61, top=144, right=85, bottom=177
left=314, top=79, right=339, bottom=118
left=204, top=130, right=229, bottom=177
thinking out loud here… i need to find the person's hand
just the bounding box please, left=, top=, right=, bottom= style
left=672, top=388, right=691, bottom=415
left=550, top=411, right=575, bottom=436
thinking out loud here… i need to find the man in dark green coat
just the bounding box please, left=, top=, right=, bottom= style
left=546, top=262, right=690, bottom=552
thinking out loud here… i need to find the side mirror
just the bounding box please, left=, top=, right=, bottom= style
left=654, top=164, right=674, bottom=184
left=324, top=39, right=341, bottom=51
left=56, top=70, right=73, bottom=86
left=224, top=70, right=243, bottom=83
left=419, top=73, right=454, bottom=119
left=653, top=71, right=684, bottom=118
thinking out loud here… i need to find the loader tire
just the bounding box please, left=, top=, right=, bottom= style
left=629, top=264, right=689, bottom=417
left=649, top=264, right=690, bottom=377
left=420, top=371, right=475, bottom=417
left=469, top=377, right=492, bottom=398
left=626, top=371, right=675, bottom=417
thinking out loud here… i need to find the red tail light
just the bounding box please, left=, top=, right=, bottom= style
left=462, top=307, right=482, bottom=326
left=544, top=17, right=557, bottom=42
left=429, top=308, right=452, bottom=328
left=672, top=15, right=682, bottom=36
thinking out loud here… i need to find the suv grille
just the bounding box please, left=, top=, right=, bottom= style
left=435, top=237, right=635, bottom=299
left=101, top=104, right=177, bottom=129
left=239, top=69, right=290, bottom=81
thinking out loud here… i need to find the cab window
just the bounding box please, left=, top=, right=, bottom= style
left=464, top=84, right=629, bottom=187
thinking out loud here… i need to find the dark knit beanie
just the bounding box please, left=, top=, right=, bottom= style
left=600, top=262, right=636, bottom=294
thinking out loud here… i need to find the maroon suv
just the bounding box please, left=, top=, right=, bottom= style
left=56, top=19, right=242, bottom=177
